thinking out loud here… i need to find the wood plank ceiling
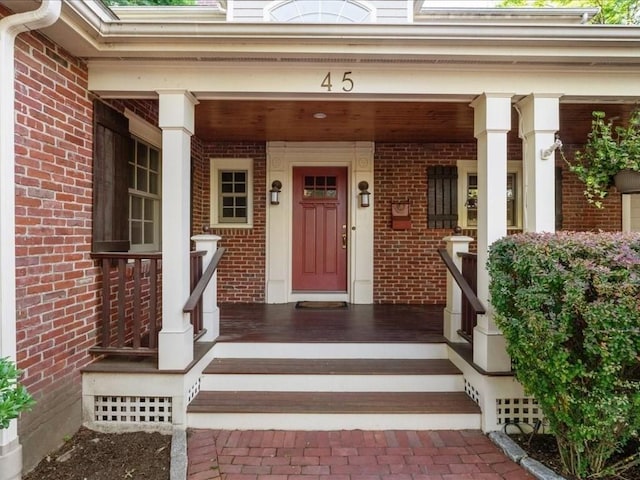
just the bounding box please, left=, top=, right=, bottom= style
left=194, top=100, right=636, bottom=145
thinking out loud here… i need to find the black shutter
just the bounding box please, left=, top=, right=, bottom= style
left=428, top=166, right=458, bottom=229
left=92, top=101, right=131, bottom=252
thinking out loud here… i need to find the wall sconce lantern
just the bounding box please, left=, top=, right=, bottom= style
left=358, top=181, right=371, bottom=208
left=270, top=180, right=282, bottom=205
left=541, top=136, right=563, bottom=160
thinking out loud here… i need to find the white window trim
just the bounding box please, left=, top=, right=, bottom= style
left=623, top=194, right=640, bottom=233
left=125, top=108, right=161, bottom=148
left=210, top=158, right=254, bottom=229
left=456, top=160, right=523, bottom=230
left=125, top=109, right=162, bottom=252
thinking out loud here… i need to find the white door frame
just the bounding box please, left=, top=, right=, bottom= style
left=265, top=141, right=374, bottom=304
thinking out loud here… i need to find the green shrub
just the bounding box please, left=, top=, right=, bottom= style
left=488, top=232, right=640, bottom=478
left=0, top=357, right=34, bottom=429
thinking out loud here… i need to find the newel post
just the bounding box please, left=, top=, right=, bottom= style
left=191, top=234, right=222, bottom=341
left=443, top=232, right=474, bottom=343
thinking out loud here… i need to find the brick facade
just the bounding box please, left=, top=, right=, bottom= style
left=198, top=143, right=267, bottom=303
left=12, top=19, right=96, bottom=470
left=373, top=143, right=477, bottom=304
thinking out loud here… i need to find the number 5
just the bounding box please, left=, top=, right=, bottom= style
left=342, top=71, right=354, bottom=92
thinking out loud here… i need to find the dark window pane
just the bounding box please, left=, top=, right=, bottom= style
left=221, top=172, right=233, bottom=182
left=137, top=143, right=148, bottom=168
left=131, top=221, right=142, bottom=244
left=144, top=222, right=154, bottom=244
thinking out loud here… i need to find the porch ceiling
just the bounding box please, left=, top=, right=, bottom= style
left=194, top=100, right=636, bottom=144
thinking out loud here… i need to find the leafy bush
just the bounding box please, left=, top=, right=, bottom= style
left=0, top=357, right=34, bottom=429
left=488, top=232, right=640, bottom=478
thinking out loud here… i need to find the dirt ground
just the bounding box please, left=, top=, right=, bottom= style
left=511, top=434, right=640, bottom=480
left=23, top=427, right=171, bottom=480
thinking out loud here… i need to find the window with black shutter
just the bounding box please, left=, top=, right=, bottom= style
left=427, top=165, right=458, bottom=229
left=92, top=101, right=131, bottom=252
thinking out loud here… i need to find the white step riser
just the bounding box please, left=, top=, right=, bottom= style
left=187, top=412, right=481, bottom=431
left=200, top=374, right=464, bottom=392
left=211, top=343, right=448, bottom=360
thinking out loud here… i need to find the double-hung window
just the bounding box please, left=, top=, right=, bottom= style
left=210, top=158, right=253, bottom=228
left=457, top=160, right=523, bottom=230
left=128, top=138, right=161, bottom=251
left=125, top=109, right=162, bottom=252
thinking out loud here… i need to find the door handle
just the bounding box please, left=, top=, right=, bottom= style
left=342, top=233, right=347, bottom=249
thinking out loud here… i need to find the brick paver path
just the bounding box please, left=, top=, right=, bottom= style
left=187, top=429, right=534, bottom=480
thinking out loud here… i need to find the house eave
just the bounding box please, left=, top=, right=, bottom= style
left=5, top=0, right=639, bottom=67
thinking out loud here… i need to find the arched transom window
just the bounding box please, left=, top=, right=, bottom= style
left=266, top=0, right=375, bottom=23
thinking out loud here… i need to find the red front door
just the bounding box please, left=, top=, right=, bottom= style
left=292, top=167, right=348, bottom=291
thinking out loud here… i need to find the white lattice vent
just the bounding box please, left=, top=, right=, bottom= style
left=464, top=378, right=480, bottom=404
left=496, top=397, right=544, bottom=426
left=187, top=377, right=201, bottom=403
left=94, top=396, right=172, bottom=423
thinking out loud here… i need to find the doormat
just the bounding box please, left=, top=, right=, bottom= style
left=295, top=301, right=348, bottom=309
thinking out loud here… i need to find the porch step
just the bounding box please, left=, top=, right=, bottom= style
left=187, top=391, right=481, bottom=430
left=189, top=352, right=481, bottom=430
left=201, top=358, right=464, bottom=392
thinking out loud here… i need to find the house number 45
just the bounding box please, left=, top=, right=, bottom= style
left=321, top=71, right=354, bottom=92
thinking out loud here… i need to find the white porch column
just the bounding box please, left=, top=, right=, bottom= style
left=516, top=94, right=561, bottom=233
left=443, top=234, right=474, bottom=343
left=470, top=93, right=512, bottom=372
left=191, top=234, right=222, bottom=341
left=158, top=91, right=198, bottom=370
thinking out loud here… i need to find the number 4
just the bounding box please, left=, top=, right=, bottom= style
left=321, top=72, right=333, bottom=92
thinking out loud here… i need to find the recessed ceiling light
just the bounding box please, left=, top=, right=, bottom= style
left=313, top=112, right=327, bottom=119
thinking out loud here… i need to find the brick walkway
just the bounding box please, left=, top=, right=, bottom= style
left=187, top=429, right=535, bottom=480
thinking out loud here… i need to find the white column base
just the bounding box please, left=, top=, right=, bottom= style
left=200, top=306, right=219, bottom=341
left=443, top=308, right=465, bottom=343
left=351, top=280, right=373, bottom=304
left=266, top=280, right=287, bottom=304
left=473, top=325, right=511, bottom=372
left=0, top=440, right=22, bottom=480
left=158, top=323, right=194, bottom=370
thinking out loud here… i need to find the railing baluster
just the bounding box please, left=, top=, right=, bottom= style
left=133, top=258, right=141, bottom=349
left=117, top=258, right=126, bottom=347
left=101, top=258, right=111, bottom=348
left=149, top=258, right=158, bottom=349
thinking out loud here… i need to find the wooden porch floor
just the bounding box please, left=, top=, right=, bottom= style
left=217, top=303, right=445, bottom=343
left=82, top=303, right=445, bottom=374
